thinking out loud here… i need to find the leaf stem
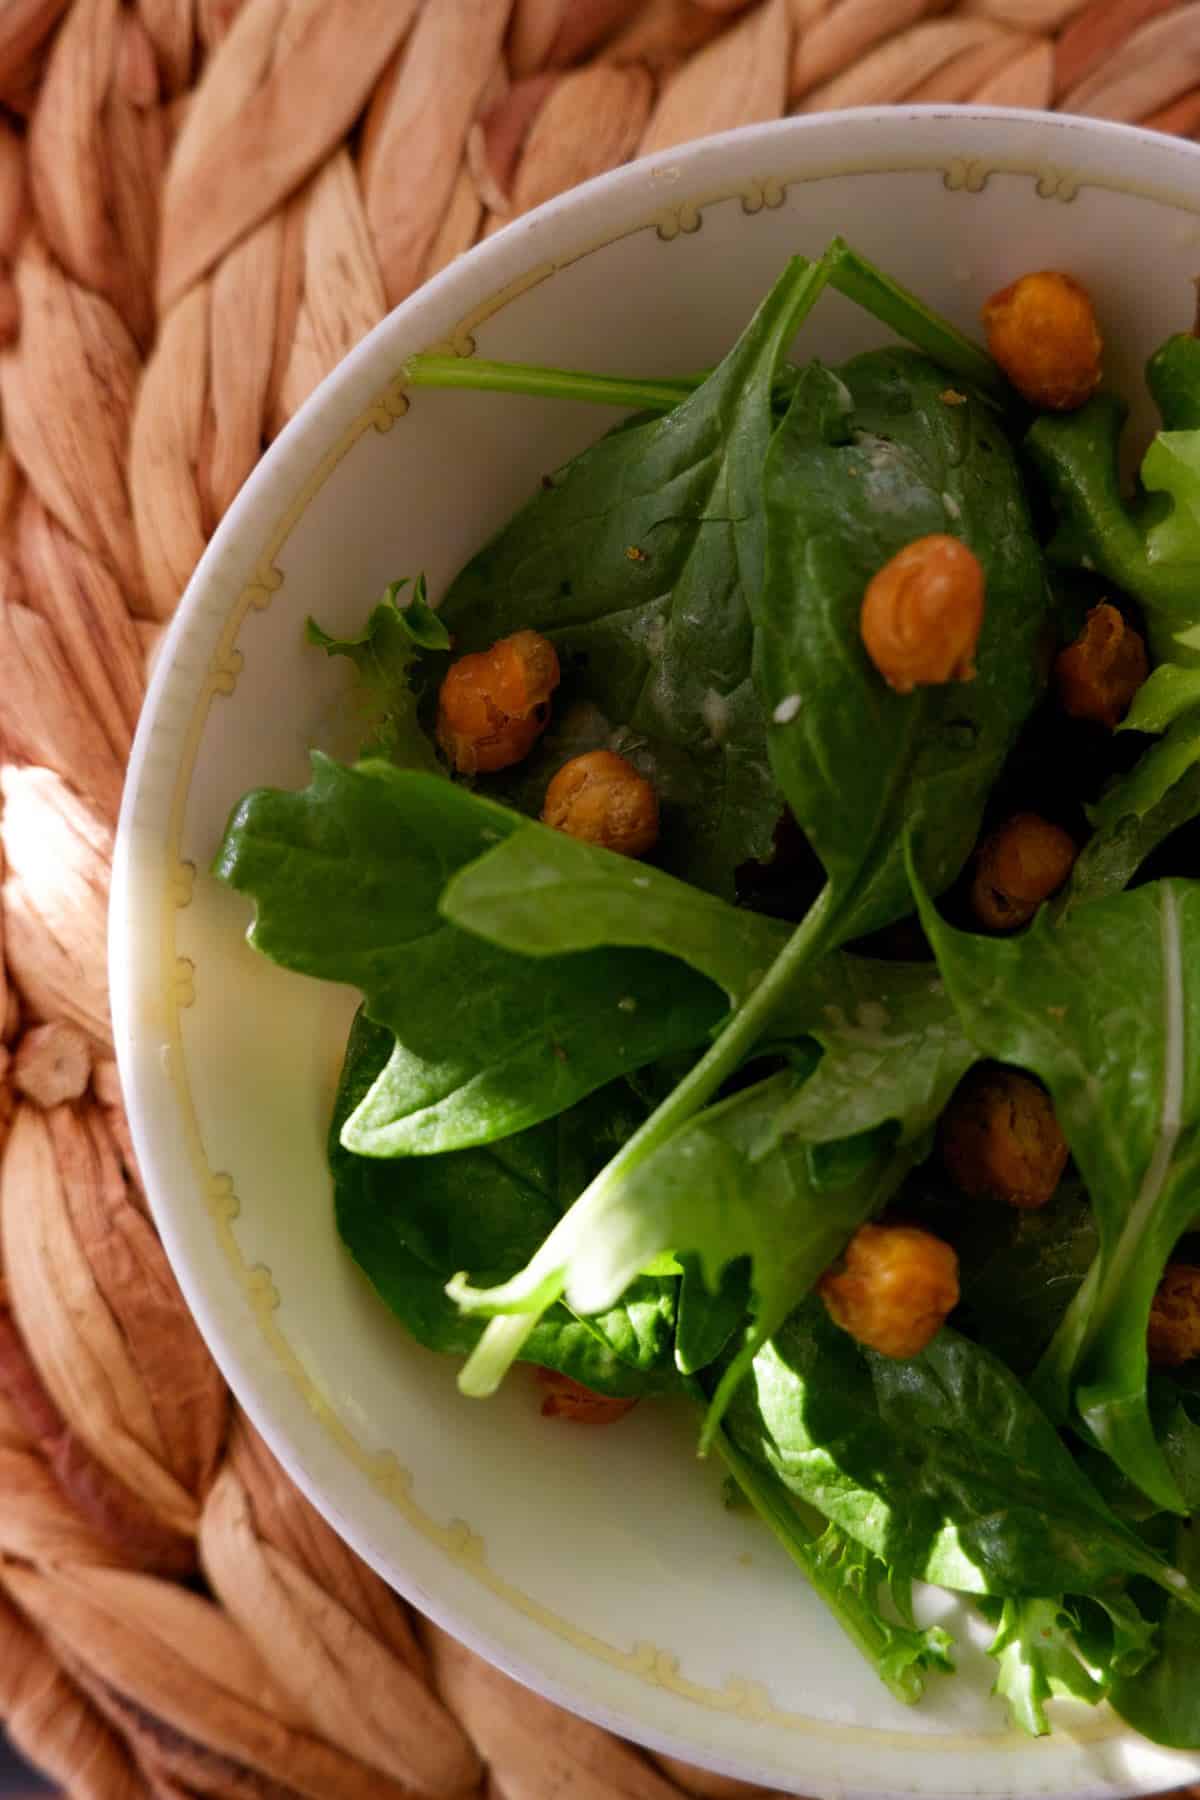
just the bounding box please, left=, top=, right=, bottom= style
left=404, top=239, right=1003, bottom=418
left=403, top=355, right=698, bottom=414
left=823, top=238, right=1005, bottom=401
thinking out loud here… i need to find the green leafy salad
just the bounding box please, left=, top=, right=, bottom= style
left=214, top=238, right=1200, bottom=1744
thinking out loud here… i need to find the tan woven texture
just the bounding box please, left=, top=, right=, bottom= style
left=1, top=0, right=1200, bottom=1794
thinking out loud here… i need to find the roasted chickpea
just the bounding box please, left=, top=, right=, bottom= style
left=541, top=750, right=659, bottom=858
left=1054, top=603, right=1148, bottom=729
left=818, top=1223, right=959, bottom=1361
left=535, top=1368, right=639, bottom=1424
left=982, top=271, right=1103, bottom=411
left=436, top=629, right=560, bottom=775
left=860, top=534, right=984, bottom=695
left=970, top=813, right=1077, bottom=932
left=1148, top=1265, right=1200, bottom=1367
left=939, top=1065, right=1068, bottom=1211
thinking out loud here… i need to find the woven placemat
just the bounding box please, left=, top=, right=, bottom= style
left=1, top=2, right=1199, bottom=1795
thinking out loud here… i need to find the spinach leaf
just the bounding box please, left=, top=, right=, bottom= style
left=307, top=576, right=448, bottom=768
left=1025, top=396, right=1200, bottom=662
left=674, top=1255, right=750, bottom=1376
left=722, top=1301, right=1191, bottom=1605
left=436, top=254, right=835, bottom=898
left=1111, top=1519, right=1200, bottom=1748
left=333, top=1012, right=676, bottom=1392
left=986, top=1592, right=1155, bottom=1737
left=709, top=1400, right=954, bottom=1705
left=448, top=1064, right=909, bottom=1428
left=442, top=817, right=789, bottom=1007
left=756, top=349, right=1049, bottom=945
left=213, top=756, right=724, bottom=1155
left=913, top=872, right=1200, bottom=1513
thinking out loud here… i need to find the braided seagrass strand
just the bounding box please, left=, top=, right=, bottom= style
left=1, top=2, right=1200, bottom=1795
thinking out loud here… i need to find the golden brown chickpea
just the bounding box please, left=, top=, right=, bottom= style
left=939, top=1065, right=1068, bottom=1211
left=1054, top=603, right=1149, bottom=730
left=1148, top=1265, right=1200, bottom=1367
left=970, top=813, right=1077, bottom=932
left=541, top=750, right=659, bottom=858
left=982, top=271, right=1103, bottom=411
left=860, top=534, right=984, bottom=695
left=818, top=1223, right=960, bottom=1361
left=535, top=1368, right=639, bottom=1424
left=436, top=629, right=560, bottom=775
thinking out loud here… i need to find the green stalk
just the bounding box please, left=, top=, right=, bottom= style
left=403, top=355, right=697, bottom=413
left=705, top=1396, right=948, bottom=1704
left=824, top=237, right=1006, bottom=401
left=403, top=237, right=1004, bottom=418
left=454, top=885, right=840, bottom=1392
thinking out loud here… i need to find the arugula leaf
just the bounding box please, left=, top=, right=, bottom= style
left=1147, top=331, right=1200, bottom=433
left=446, top=857, right=973, bottom=1404
left=1111, top=1519, right=1200, bottom=1748
left=987, top=1598, right=1108, bottom=1735
left=333, top=1011, right=676, bottom=1392
left=442, top=817, right=789, bottom=1007
left=913, top=872, right=1200, bottom=1513
left=449, top=1065, right=910, bottom=1425
left=1124, top=664, right=1200, bottom=735
left=722, top=1300, right=1192, bottom=1606
left=1025, top=396, right=1200, bottom=662
left=444, top=824, right=976, bottom=1154
left=1061, top=747, right=1200, bottom=915
left=757, top=349, right=1050, bottom=944
left=770, top=956, right=972, bottom=1149
left=213, top=756, right=724, bottom=1155
left=436, top=253, right=836, bottom=899
left=952, top=1175, right=1099, bottom=1376
left=986, top=1592, right=1155, bottom=1737
left=1060, top=675, right=1200, bottom=916
left=307, top=576, right=448, bottom=767
left=706, top=1393, right=954, bottom=1705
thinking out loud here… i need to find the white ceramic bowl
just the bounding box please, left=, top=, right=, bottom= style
left=112, top=108, right=1200, bottom=1799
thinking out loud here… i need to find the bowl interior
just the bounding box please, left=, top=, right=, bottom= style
left=113, top=109, right=1200, bottom=1800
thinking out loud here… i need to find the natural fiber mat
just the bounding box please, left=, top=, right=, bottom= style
left=1, top=1, right=1199, bottom=1795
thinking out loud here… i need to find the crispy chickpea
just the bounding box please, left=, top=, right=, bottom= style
left=436, top=629, right=560, bottom=775
left=818, top=1224, right=960, bottom=1361
left=535, top=1369, right=639, bottom=1424
left=541, top=749, right=659, bottom=858
left=939, top=1065, right=1068, bottom=1210
left=860, top=534, right=984, bottom=695
left=1148, top=1265, right=1200, bottom=1367
left=970, top=813, right=1077, bottom=932
left=1054, top=603, right=1149, bottom=729
left=982, top=271, right=1103, bottom=411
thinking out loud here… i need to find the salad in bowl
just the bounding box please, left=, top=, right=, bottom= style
left=213, top=233, right=1200, bottom=1753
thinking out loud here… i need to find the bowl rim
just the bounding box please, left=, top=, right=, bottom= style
left=110, top=105, right=1200, bottom=1800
